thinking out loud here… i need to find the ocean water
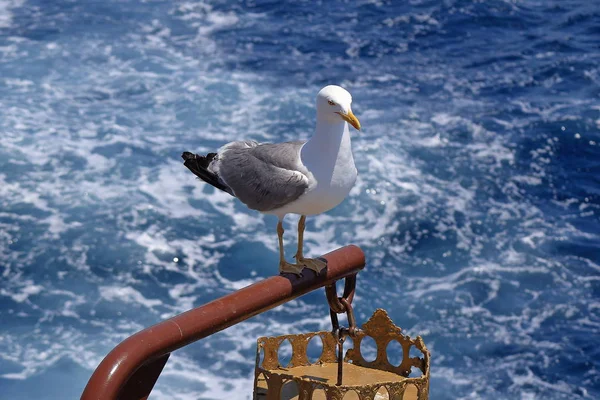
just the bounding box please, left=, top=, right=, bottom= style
left=1, top=0, right=599, bottom=398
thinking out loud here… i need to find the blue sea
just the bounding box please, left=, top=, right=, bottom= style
left=1, top=0, right=599, bottom=399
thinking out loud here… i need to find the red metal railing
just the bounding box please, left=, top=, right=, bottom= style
left=81, top=245, right=365, bottom=400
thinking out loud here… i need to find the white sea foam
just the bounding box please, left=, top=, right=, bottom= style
left=99, top=286, right=163, bottom=309
left=0, top=281, right=42, bottom=303
left=0, top=0, right=23, bottom=29
left=1, top=1, right=599, bottom=398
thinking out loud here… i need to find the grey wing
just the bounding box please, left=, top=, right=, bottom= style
left=213, top=140, right=309, bottom=212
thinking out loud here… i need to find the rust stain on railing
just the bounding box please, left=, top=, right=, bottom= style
left=81, top=245, right=365, bottom=400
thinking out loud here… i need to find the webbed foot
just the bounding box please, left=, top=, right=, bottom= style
left=279, top=260, right=305, bottom=276
left=297, top=257, right=327, bottom=275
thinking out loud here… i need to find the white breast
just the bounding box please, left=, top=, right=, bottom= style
left=268, top=123, right=357, bottom=218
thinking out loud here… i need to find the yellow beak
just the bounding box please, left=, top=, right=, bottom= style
left=337, top=110, right=361, bottom=130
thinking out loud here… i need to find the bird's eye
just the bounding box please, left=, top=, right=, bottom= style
left=328, top=100, right=336, bottom=106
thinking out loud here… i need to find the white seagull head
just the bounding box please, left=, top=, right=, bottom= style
left=316, top=85, right=361, bottom=130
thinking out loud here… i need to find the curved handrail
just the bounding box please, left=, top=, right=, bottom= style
left=81, top=245, right=365, bottom=399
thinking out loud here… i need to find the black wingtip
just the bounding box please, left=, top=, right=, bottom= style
left=181, top=151, right=195, bottom=161
left=181, top=150, right=230, bottom=194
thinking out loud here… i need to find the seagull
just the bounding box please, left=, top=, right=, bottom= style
left=182, top=85, right=360, bottom=275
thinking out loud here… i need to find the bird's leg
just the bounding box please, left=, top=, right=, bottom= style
left=277, top=220, right=304, bottom=276
left=294, top=215, right=327, bottom=274
left=277, top=220, right=286, bottom=266
left=293, top=215, right=306, bottom=261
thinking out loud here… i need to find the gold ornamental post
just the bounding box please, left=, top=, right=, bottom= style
left=254, top=273, right=430, bottom=400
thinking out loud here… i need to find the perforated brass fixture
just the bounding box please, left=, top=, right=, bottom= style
left=254, top=309, right=430, bottom=400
